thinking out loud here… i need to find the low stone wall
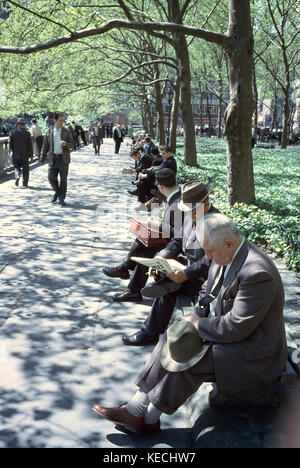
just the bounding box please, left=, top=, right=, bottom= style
left=0, top=137, right=13, bottom=176
left=0, top=137, right=39, bottom=177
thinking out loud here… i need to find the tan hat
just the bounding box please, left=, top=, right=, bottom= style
left=160, top=321, right=211, bottom=372
left=178, top=181, right=211, bottom=212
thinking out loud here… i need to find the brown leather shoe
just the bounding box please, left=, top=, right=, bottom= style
left=93, top=404, right=143, bottom=434
left=114, top=403, right=161, bottom=434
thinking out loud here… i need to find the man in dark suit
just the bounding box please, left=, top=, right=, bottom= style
left=9, top=118, right=33, bottom=188
left=104, top=169, right=183, bottom=303
left=93, top=214, right=288, bottom=435
left=123, top=181, right=219, bottom=346
left=41, top=112, right=74, bottom=206
left=113, top=124, right=123, bottom=154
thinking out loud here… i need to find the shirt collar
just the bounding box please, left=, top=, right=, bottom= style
left=224, top=237, right=245, bottom=278
left=166, top=188, right=180, bottom=203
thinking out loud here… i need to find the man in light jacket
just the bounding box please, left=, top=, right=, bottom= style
left=41, top=112, right=74, bottom=206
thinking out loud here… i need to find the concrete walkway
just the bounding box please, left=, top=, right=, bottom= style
left=0, top=140, right=299, bottom=448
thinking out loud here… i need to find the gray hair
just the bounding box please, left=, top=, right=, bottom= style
left=196, top=213, right=241, bottom=247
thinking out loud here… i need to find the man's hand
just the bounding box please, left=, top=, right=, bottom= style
left=168, top=269, right=188, bottom=284
left=148, top=267, right=160, bottom=280
left=61, top=140, right=68, bottom=148
left=182, top=313, right=201, bottom=330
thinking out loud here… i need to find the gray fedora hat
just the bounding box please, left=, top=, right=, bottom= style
left=17, top=117, right=26, bottom=124
left=160, top=321, right=211, bottom=372
left=178, top=181, right=211, bottom=212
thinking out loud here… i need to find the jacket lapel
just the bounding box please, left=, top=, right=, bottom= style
left=215, top=239, right=250, bottom=315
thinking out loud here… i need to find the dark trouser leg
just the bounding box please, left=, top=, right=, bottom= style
left=58, top=163, right=69, bottom=200
left=48, top=165, right=60, bottom=195
left=128, top=264, right=149, bottom=294
left=143, top=280, right=204, bottom=335
left=37, top=136, right=44, bottom=158
left=14, top=160, right=22, bottom=180
left=143, top=290, right=179, bottom=335
left=120, top=240, right=159, bottom=272
left=136, top=338, right=215, bottom=415
left=137, top=180, right=152, bottom=203
left=22, top=159, right=30, bottom=185
left=115, top=140, right=121, bottom=154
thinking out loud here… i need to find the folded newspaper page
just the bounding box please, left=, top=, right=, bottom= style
left=131, top=256, right=185, bottom=274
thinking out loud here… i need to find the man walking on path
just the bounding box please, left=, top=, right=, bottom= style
left=30, top=119, right=43, bottom=159
left=41, top=112, right=74, bottom=207
left=9, top=117, right=33, bottom=188
left=113, top=124, right=123, bottom=154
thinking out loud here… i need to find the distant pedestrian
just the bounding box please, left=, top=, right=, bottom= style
left=66, top=122, right=77, bottom=150
left=113, top=124, right=124, bottom=154
left=41, top=112, right=74, bottom=207
left=30, top=118, right=44, bottom=159
left=73, top=121, right=81, bottom=149
left=91, top=121, right=103, bottom=155
left=9, top=117, right=33, bottom=188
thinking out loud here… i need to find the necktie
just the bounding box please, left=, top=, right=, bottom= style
left=158, top=201, right=167, bottom=221
left=198, top=266, right=226, bottom=308
left=185, top=220, right=197, bottom=248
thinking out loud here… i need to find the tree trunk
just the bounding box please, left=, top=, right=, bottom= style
left=169, top=0, right=197, bottom=166
left=281, top=85, right=290, bottom=149
left=225, top=0, right=255, bottom=204
left=170, top=78, right=180, bottom=154
left=154, top=82, right=166, bottom=146
left=253, top=62, right=258, bottom=142
left=217, top=93, right=223, bottom=138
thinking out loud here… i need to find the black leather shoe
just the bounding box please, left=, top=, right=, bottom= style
left=59, top=198, right=66, bottom=206
left=103, top=267, right=130, bottom=280
left=113, top=290, right=143, bottom=303
left=141, top=279, right=181, bottom=299
left=122, top=330, right=158, bottom=346
left=15, top=178, right=20, bottom=186
left=128, top=190, right=138, bottom=196
left=52, top=194, right=58, bottom=203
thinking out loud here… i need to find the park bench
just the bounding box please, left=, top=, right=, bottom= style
left=177, top=293, right=299, bottom=408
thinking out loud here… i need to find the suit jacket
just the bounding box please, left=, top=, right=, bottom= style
left=159, top=190, right=183, bottom=240
left=157, top=205, right=219, bottom=282
left=113, top=128, right=123, bottom=143
left=9, top=127, right=33, bottom=160
left=136, top=154, right=153, bottom=173
left=196, top=239, right=288, bottom=392
left=159, top=156, right=177, bottom=174
left=41, top=126, right=74, bottom=166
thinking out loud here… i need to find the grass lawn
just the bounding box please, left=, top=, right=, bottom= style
left=175, top=137, right=300, bottom=273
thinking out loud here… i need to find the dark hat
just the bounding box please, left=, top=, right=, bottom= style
left=17, top=118, right=26, bottom=124
left=160, top=321, right=211, bottom=372
left=178, top=181, right=211, bottom=212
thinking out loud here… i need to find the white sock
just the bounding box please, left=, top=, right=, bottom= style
left=144, top=403, right=162, bottom=424
left=126, top=389, right=150, bottom=417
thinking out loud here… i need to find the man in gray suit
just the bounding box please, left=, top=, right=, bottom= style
left=9, top=118, right=33, bottom=188
left=93, top=214, right=288, bottom=435
left=41, top=113, right=74, bottom=206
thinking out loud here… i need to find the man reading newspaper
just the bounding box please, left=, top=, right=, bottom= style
left=123, top=181, right=220, bottom=347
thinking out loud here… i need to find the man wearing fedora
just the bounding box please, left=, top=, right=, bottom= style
left=123, top=180, right=219, bottom=347
left=41, top=112, right=74, bottom=206
left=9, top=118, right=33, bottom=188
left=93, top=214, right=287, bottom=435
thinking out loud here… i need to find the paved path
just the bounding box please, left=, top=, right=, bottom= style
left=0, top=140, right=299, bottom=448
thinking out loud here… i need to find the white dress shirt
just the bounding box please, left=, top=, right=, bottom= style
left=53, top=127, right=63, bottom=154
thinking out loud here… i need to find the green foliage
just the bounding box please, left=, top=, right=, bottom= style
left=176, top=138, right=300, bottom=272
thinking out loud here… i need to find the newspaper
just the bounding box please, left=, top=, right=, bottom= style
left=131, top=256, right=185, bottom=274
